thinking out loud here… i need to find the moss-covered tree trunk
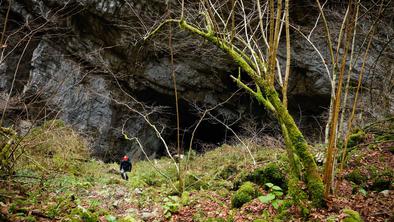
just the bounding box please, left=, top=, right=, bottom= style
left=267, top=89, right=324, bottom=206
left=177, top=20, right=324, bottom=206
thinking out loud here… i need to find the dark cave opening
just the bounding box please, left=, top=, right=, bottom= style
left=134, top=88, right=238, bottom=154
left=132, top=80, right=331, bottom=157
left=288, top=94, right=331, bottom=140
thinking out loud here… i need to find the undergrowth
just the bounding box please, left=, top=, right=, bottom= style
left=1, top=119, right=392, bottom=221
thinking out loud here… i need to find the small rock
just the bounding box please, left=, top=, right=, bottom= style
left=112, top=200, right=119, bottom=208
left=126, top=208, right=138, bottom=214
left=141, top=209, right=159, bottom=221
left=134, top=188, right=143, bottom=195
left=116, top=189, right=126, bottom=198
left=380, top=190, right=390, bottom=197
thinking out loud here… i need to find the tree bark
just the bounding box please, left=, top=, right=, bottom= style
left=178, top=20, right=324, bottom=207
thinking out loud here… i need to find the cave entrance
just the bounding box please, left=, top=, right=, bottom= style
left=135, top=89, right=240, bottom=155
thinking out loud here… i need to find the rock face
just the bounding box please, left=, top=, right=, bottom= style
left=1, top=0, right=393, bottom=161
left=26, top=41, right=113, bottom=156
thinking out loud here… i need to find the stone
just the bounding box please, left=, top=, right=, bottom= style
left=1, top=0, right=392, bottom=161
left=379, top=190, right=390, bottom=197
left=140, top=209, right=159, bottom=221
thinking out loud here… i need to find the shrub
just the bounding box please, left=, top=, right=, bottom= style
left=17, top=120, right=89, bottom=174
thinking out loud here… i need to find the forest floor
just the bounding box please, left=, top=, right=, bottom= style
left=0, top=121, right=393, bottom=222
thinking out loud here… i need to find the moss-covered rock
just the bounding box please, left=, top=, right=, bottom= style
left=217, top=164, right=238, bottom=180
left=345, top=169, right=367, bottom=185
left=238, top=163, right=287, bottom=191
left=231, top=182, right=258, bottom=208
left=342, top=209, right=363, bottom=222
left=370, top=169, right=393, bottom=191
left=371, top=177, right=392, bottom=191
left=346, top=167, right=393, bottom=191
left=232, top=191, right=252, bottom=208
left=347, top=129, right=366, bottom=148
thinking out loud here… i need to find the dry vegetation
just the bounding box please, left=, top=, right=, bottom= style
left=0, top=119, right=392, bottom=221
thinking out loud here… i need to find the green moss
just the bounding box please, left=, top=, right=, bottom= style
left=370, top=169, right=393, bottom=191
left=307, top=177, right=324, bottom=207
left=326, top=215, right=338, bottom=222
left=231, top=191, right=252, bottom=208
left=238, top=181, right=257, bottom=194
left=287, top=175, right=308, bottom=206
left=347, top=129, right=366, bottom=148
left=217, top=164, right=238, bottom=179
left=231, top=182, right=258, bottom=208
left=239, top=163, right=287, bottom=191
left=277, top=109, right=324, bottom=207
left=346, top=167, right=393, bottom=192
left=345, top=169, right=367, bottom=185
left=184, top=173, right=209, bottom=190
left=375, top=134, right=394, bottom=142
left=371, top=177, right=392, bottom=191
left=69, top=207, right=98, bottom=222
left=118, top=215, right=137, bottom=222
left=342, top=209, right=363, bottom=222
left=204, top=218, right=226, bottom=222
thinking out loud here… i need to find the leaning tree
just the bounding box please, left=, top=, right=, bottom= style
left=145, top=0, right=325, bottom=206
left=144, top=0, right=386, bottom=206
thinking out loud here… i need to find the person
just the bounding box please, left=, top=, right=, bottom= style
left=120, top=155, right=132, bottom=180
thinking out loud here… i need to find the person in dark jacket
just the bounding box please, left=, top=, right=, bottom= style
left=120, top=155, right=132, bottom=180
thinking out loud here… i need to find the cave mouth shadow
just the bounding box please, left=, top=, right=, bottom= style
left=134, top=86, right=330, bottom=158
left=135, top=89, right=242, bottom=155
left=288, top=94, right=331, bottom=141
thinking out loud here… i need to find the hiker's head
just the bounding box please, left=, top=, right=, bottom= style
left=122, top=155, right=129, bottom=161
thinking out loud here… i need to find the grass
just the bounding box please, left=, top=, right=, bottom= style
left=0, top=120, right=290, bottom=221
left=1, top=119, right=392, bottom=221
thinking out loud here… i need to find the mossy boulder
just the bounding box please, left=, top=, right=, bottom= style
left=345, top=169, right=367, bottom=185
left=231, top=182, right=258, bottom=208
left=342, top=209, right=363, bottom=222
left=345, top=168, right=393, bottom=191
left=236, top=163, right=287, bottom=191
left=217, top=164, right=238, bottom=179
left=370, top=170, right=393, bottom=191
left=347, top=129, right=366, bottom=148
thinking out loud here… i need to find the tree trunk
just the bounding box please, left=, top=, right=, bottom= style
left=178, top=20, right=324, bottom=207
left=267, top=89, right=324, bottom=206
